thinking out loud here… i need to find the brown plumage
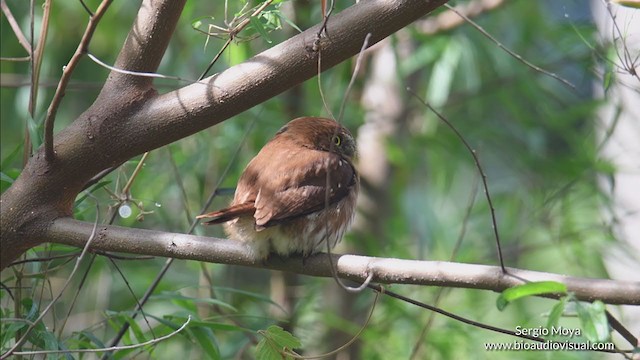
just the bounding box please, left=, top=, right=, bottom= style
left=197, top=117, right=359, bottom=259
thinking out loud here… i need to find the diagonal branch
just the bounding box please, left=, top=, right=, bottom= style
left=47, top=218, right=640, bottom=306
left=1, top=0, right=444, bottom=269
left=84, top=0, right=452, bottom=163
left=43, top=0, right=113, bottom=161
left=101, top=0, right=186, bottom=94
left=0, top=0, right=32, bottom=55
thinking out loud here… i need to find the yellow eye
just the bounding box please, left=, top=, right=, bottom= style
left=332, top=135, right=342, bottom=146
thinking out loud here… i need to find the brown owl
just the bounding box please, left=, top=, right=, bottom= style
left=197, top=117, right=359, bottom=259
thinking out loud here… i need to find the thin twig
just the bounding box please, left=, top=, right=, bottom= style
left=419, top=0, right=505, bottom=35
left=60, top=156, right=151, bottom=342
left=316, top=52, right=335, bottom=119
left=122, top=152, right=149, bottom=194
left=601, top=0, right=639, bottom=82
left=87, top=52, right=203, bottom=85
left=26, top=0, right=51, bottom=164
left=606, top=311, right=638, bottom=349
left=103, top=117, right=258, bottom=357
left=78, top=0, right=94, bottom=16
left=9, top=252, right=81, bottom=266
left=279, top=292, right=379, bottom=359
left=337, top=33, right=371, bottom=122
left=407, top=88, right=506, bottom=272
left=106, top=257, right=157, bottom=339
left=369, top=284, right=626, bottom=354
left=43, top=0, right=113, bottom=162
left=0, top=56, right=31, bottom=62
left=1, top=204, right=101, bottom=360
left=410, top=178, right=480, bottom=359
left=167, top=146, right=193, bottom=223
left=321, top=34, right=373, bottom=292
left=93, top=251, right=154, bottom=261
left=0, top=0, right=32, bottom=55
left=199, top=0, right=274, bottom=80
left=444, top=4, right=576, bottom=89
left=199, top=38, right=233, bottom=81
left=13, top=316, right=191, bottom=356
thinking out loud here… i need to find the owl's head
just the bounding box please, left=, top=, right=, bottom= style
left=277, top=117, right=356, bottom=159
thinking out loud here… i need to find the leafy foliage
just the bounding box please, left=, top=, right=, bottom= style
left=1, top=0, right=634, bottom=359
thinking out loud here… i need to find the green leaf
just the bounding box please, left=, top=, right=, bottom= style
left=255, top=325, right=301, bottom=360
left=123, top=315, right=148, bottom=344
left=275, top=11, right=302, bottom=33
left=27, top=115, right=43, bottom=149
left=212, top=286, right=286, bottom=312
left=250, top=16, right=272, bottom=44
left=22, top=298, right=40, bottom=322
left=1, top=143, right=23, bottom=169
left=78, top=330, right=107, bottom=349
left=1, top=321, right=28, bottom=348
left=191, top=16, right=216, bottom=31
left=188, top=320, right=251, bottom=333
left=190, top=326, right=221, bottom=360
left=262, top=325, right=301, bottom=350
left=603, top=69, right=613, bottom=93
left=427, top=39, right=462, bottom=107
left=256, top=338, right=285, bottom=360
left=0, top=172, right=15, bottom=185
left=576, top=300, right=610, bottom=342
left=150, top=292, right=237, bottom=312
left=497, top=281, right=567, bottom=310
left=546, top=296, right=568, bottom=331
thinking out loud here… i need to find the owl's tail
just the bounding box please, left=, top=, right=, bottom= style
left=196, top=202, right=256, bottom=225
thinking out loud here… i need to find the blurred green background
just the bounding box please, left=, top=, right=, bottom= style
left=1, top=0, right=636, bottom=359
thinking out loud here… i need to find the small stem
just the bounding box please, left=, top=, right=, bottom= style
left=43, top=0, right=113, bottom=162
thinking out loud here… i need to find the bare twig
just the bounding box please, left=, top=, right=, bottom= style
left=275, top=292, right=379, bottom=359
left=122, top=152, right=149, bottom=194
left=0, top=0, right=32, bottom=55
left=0, top=56, right=31, bottom=61
left=407, top=88, right=507, bottom=272
left=9, top=252, right=81, bottom=266
left=167, top=146, right=193, bottom=223
left=1, top=205, right=101, bottom=360
left=12, top=316, right=191, bottom=356
left=78, top=0, right=94, bottom=16
left=102, top=118, right=257, bottom=356
left=419, top=0, right=505, bottom=35
left=410, top=178, right=480, bottom=359
left=369, top=284, right=627, bottom=354
left=199, top=0, right=274, bottom=80
left=87, top=52, right=202, bottom=84
left=323, top=33, right=374, bottom=292
left=47, top=218, right=640, bottom=306
left=337, top=33, right=372, bottom=122
left=25, top=0, right=51, bottom=164
left=43, top=0, right=113, bottom=162
left=601, top=0, right=639, bottom=82
left=444, top=3, right=576, bottom=89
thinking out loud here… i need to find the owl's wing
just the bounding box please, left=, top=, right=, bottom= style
left=253, top=151, right=357, bottom=230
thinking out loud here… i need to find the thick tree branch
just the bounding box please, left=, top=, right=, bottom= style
left=82, top=0, right=452, bottom=163
left=47, top=218, right=640, bottom=306
left=101, top=0, right=186, bottom=94
left=0, top=0, right=449, bottom=269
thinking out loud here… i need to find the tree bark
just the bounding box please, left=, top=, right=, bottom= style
left=0, top=0, right=449, bottom=269
left=39, top=218, right=640, bottom=306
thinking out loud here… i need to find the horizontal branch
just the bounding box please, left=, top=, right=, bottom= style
left=47, top=218, right=640, bottom=305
